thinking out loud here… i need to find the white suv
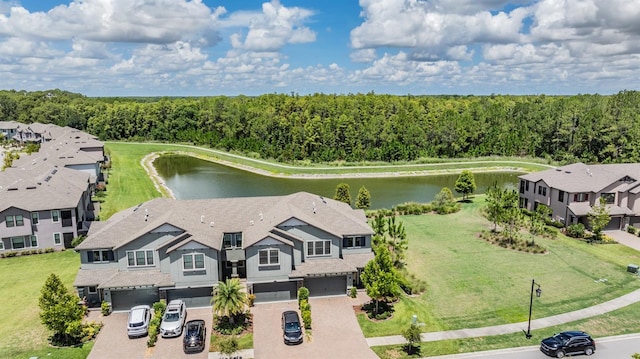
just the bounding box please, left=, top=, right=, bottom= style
left=160, top=299, right=187, bottom=338
left=127, top=305, right=152, bottom=338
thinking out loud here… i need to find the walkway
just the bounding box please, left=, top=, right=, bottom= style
left=367, top=287, right=640, bottom=346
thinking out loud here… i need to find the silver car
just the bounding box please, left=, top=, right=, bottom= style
left=127, top=305, right=152, bottom=338
left=160, top=299, right=187, bottom=338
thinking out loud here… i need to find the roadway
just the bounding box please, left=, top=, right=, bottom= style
left=427, top=333, right=640, bottom=359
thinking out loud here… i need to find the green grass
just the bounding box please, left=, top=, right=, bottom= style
left=209, top=333, right=253, bottom=352
left=11, top=342, right=94, bottom=359
left=0, top=250, right=82, bottom=358
left=358, top=196, right=640, bottom=337
left=371, top=298, right=640, bottom=358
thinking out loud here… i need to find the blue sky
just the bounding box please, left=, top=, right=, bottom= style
left=1, top=0, right=639, bottom=96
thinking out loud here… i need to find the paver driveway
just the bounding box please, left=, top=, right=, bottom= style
left=252, top=294, right=377, bottom=359
left=87, top=307, right=212, bottom=359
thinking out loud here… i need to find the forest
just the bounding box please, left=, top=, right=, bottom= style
left=1, top=89, right=640, bottom=164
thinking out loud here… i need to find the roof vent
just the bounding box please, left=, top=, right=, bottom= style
left=259, top=213, right=263, bottom=221
left=312, top=201, right=316, bottom=214
left=586, top=168, right=592, bottom=177
left=200, top=215, right=205, bottom=223
left=209, top=221, right=214, bottom=227
left=250, top=220, right=255, bottom=226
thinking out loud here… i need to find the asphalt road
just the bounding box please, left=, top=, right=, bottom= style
left=428, top=333, right=640, bottom=359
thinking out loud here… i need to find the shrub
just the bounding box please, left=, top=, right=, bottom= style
left=393, top=202, right=432, bottom=215
left=71, top=235, right=86, bottom=248
left=219, top=336, right=239, bottom=356
left=247, top=293, right=256, bottom=307
left=147, top=301, right=166, bottom=347
left=543, top=226, right=559, bottom=238
left=628, top=226, right=637, bottom=235
left=4, top=251, right=17, bottom=258
left=301, top=308, right=312, bottom=329
left=45, top=247, right=55, bottom=253
left=567, top=223, right=586, bottom=238
left=298, top=287, right=309, bottom=304
left=349, top=287, right=358, bottom=298
left=101, top=301, right=112, bottom=316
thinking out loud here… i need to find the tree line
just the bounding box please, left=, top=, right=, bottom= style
left=2, top=89, right=640, bottom=164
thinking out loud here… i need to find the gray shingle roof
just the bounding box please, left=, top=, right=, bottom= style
left=520, top=162, right=640, bottom=193
left=97, top=269, right=174, bottom=289
left=77, top=192, right=374, bottom=251
left=74, top=268, right=119, bottom=287
left=342, top=252, right=374, bottom=269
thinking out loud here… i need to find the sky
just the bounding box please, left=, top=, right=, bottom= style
left=1, top=0, right=639, bottom=97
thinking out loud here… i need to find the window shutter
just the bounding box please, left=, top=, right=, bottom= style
left=87, top=251, right=94, bottom=262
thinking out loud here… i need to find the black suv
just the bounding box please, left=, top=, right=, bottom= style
left=540, top=331, right=595, bottom=358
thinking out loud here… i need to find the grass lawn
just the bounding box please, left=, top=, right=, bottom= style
left=371, top=298, right=640, bottom=358
left=0, top=250, right=82, bottom=359
left=209, top=333, right=253, bottom=352
left=358, top=196, right=640, bottom=338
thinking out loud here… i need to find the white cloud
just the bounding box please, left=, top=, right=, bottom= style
left=0, top=0, right=221, bottom=44
left=228, top=0, right=316, bottom=52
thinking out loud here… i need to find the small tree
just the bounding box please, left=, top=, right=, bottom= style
left=402, top=323, right=422, bottom=355
left=361, top=245, right=401, bottom=315
left=485, top=182, right=503, bottom=231
left=213, top=278, right=247, bottom=324
left=530, top=204, right=551, bottom=238
left=371, top=213, right=387, bottom=237
left=454, top=170, right=476, bottom=200
left=333, top=183, right=352, bottom=205
left=355, top=186, right=371, bottom=209
left=588, top=196, right=611, bottom=241
left=39, top=273, right=85, bottom=346
left=387, top=216, right=408, bottom=268
left=500, top=189, right=523, bottom=244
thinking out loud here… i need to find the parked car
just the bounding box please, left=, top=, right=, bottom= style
left=540, top=330, right=595, bottom=357
left=127, top=305, right=152, bottom=338
left=281, top=310, right=303, bottom=345
left=160, top=299, right=187, bottom=338
left=183, top=320, right=207, bottom=353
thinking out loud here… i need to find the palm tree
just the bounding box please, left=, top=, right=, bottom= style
left=212, top=278, right=247, bottom=324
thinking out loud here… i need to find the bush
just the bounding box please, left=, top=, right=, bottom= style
left=393, top=202, right=432, bottom=215
left=71, top=235, right=86, bottom=248
left=628, top=226, right=637, bottom=235
left=219, top=336, right=239, bottom=356
left=101, top=301, right=112, bottom=316
left=301, top=308, right=312, bottom=329
left=349, top=287, right=358, bottom=298
left=567, top=223, right=586, bottom=238
left=247, top=293, right=256, bottom=307
left=543, top=226, right=559, bottom=238
left=298, top=287, right=309, bottom=304
left=147, top=301, right=166, bottom=347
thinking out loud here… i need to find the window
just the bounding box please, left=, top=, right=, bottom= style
left=0, top=241, right=4, bottom=250
left=126, top=250, right=154, bottom=267
left=537, top=186, right=547, bottom=196
left=558, top=190, right=565, bottom=203
left=259, top=248, right=279, bottom=265
left=343, top=236, right=366, bottom=248
left=31, top=212, right=39, bottom=225
left=88, top=286, right=97, bottom=294
left=183, top=253, right=205, bottom=271
left=574, top=193, right=589, bottom=202
left=307, top=240, right=331, bottom=256
left=51, top=210, right=60, bottom=222
left=519, top=180, right=525, bottom=194
left=89, top=250, right=113, bottom=263
left=601, top=193, right=615, bottom=204
left=222, top=233, right=243, bottom=249
left=225, top=260, right=245, bottom=268
left=11, top=237, right=25, bottom=249
left=30, top=235, right=38, bottom=247
left=53, top=233, right=61, bottom=245
left=525, top=181, right=529, bottom=191
left=15, top=215, right=24, bottom=226
left=5, top=216, right=15, bottom=228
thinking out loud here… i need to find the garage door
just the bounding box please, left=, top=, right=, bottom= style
left=167, top=287, right=213, bottom=308
left=605, top=217, right=621, bottom=231
left=111, top=288, right=159, bottom=311
left=305, top=276, right=346, bottom=297
left=252, top=281, right=297, bottom=303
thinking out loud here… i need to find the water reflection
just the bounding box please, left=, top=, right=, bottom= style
left=154, top=155, right=521, bottom=209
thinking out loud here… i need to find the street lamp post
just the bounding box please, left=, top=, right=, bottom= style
left=524, top=279, right=542, bottom=339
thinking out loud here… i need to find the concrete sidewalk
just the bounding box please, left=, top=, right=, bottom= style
left=366, top=287, right=640, bottom=346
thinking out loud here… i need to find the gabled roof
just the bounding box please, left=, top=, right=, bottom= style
left=77, top=192, right=374, bottom=252
left=520, top=162, right=640, bottom=193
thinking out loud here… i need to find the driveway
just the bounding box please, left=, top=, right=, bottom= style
left=604, top=230, right=640, bottom=251
left=87, top=307, right=212, bottom=359
left=252, top=293, right=377, bottom=359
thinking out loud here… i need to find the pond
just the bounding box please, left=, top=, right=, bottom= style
left=153, top=155, right=522, bottom=209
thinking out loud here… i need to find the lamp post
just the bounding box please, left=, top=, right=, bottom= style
left=524, top=279, right=542, bottom=339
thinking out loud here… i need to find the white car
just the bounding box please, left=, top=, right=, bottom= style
left=127, top=305, right=152, bottom=338
left=160, top=299, right=187, bottom=338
